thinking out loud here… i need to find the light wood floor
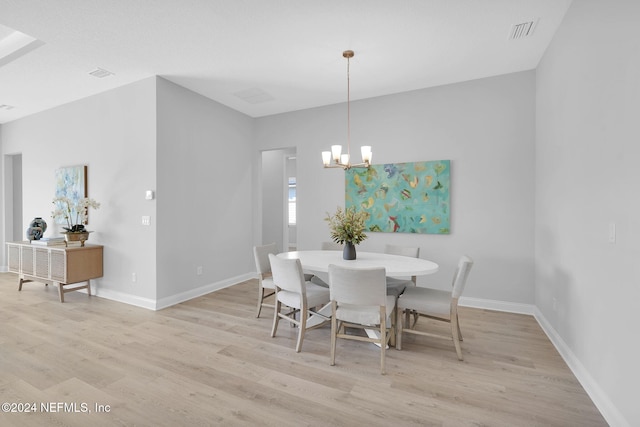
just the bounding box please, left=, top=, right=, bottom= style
left=0, top=273, right=607, bottom=426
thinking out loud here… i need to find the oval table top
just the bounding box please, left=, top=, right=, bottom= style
left=277, top=250, right=439, bottom=277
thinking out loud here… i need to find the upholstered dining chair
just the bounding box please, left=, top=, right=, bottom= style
left=321, top=241, right=343, bottom=250
left=309, top=241, right=344, bottom=288
left=328, top=264, right=396, bottom=374
left=253, top=243, right=278, bottom=318
left=384, top=244, right=421, bottom=297
left=268, top=254, right=331, bottom=353
left=396, top=255, right=474, bottom=361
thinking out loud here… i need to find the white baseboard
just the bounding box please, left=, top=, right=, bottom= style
left=459, top=296, right=535, bottom=315
left=154, top=272, right=256, bottom=310
left=460, top=296, right=627, bottom=427
left=534, top=308, right=629, bottom=427
left=93, top=288, right=157, bottom=310
left=92, top=272, right=255, bottom=311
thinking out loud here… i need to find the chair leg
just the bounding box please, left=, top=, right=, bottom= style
left=451, top=307, right=463, bottom=361
left=389, top=305, right=396, bottom=347
left=271, top=299, right=281, bottom=338
left=380, top=306, right=387, bottom=375
left=456, top=313, right=463, bottom=341
left=396, top=307, right=403, bottom=350
left=296, top=304, right=307, bottom=353
left=330, top=301, right=337, bottom=366
left=256, top=285, right=264, bottom=318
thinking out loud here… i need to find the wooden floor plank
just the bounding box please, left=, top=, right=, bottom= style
left=0, top=273, right=607, bottom=426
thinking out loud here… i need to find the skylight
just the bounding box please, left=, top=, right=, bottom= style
left=0, top=23, right=44, bottom=68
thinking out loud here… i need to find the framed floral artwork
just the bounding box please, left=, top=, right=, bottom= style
left=345, top=160, right=450, bottom=234
left=54, top=165, right=87, bottom=224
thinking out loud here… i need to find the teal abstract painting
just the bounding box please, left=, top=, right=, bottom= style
left=345, top=160, right=450, bottom=234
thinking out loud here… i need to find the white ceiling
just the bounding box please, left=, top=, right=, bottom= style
left=0, top=0, right=572, bottom=124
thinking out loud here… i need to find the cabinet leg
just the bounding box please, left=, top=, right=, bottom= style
left=18, top=278, right=34, bottom=291
left=57, top=282, right=65, bottom=303
left=86, top=280, right=92, bottom=297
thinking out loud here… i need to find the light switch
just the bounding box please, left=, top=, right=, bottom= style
left=142, top=216, right=150, bottom=226
left=145, top=190, right=154, bottom=200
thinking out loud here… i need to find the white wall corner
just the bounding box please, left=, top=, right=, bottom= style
left=534, top=308, right=630, bottom=427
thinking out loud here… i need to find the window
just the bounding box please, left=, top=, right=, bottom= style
left=288, top=177, right=296, bottom=225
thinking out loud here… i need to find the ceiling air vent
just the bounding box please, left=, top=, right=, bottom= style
left=234, top=87, right=274, bottom=104
left=509, top=20, right=537, bottom=40
left=89, top=67, right=114, bottom=78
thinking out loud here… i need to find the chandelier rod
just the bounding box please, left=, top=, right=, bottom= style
left=321, top=49, right=370, bottom=170
left=346, top=49, right=352, bottom=160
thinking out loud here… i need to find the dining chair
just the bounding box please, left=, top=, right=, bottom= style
left=396, top=255, right=474, bottom=360
left=384, top=244, right=420, bottom=297
left=308, top=241, right=344, bottom=288
left=328, top=264, right=396, bottom=374
left=321, top=241, right=343, bottom=250
left=253, top=243, right=278, bottom=318
left=268, top=254, right=331, bottom=352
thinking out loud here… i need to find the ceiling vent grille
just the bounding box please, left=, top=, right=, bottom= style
left=509, top=20, right=537, bottom=40
left=234, top=87, right=274, bottom=104
left=89, top=67, right=114, bottom=78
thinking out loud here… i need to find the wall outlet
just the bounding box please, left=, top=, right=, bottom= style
left=196, top=266, right=203, bottom=275
left=132, top=272, right=137, bottom=283
left=552, top=297, right=557, bottom=311
left=142, top=216, right=151, bottom=226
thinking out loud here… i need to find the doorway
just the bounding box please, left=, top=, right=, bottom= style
left=260, top=148, right=295, bottom=252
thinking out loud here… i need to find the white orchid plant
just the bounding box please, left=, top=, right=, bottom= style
left=51, top=196, right=100, bottom=232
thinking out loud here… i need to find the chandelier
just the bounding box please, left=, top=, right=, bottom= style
left=322, top=50, right=372, bottom=170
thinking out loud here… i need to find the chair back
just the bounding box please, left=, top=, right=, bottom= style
left=451, top=255, right=474, bottom=299
left=321, top=241, right=343, bottom=250
left=328, top=264, right=387, bottom=306
left=268, top=254, right=306, bottom=296
left=254, top=243, right=277, bottom=276
left=384, top=244, right=420, bottom=258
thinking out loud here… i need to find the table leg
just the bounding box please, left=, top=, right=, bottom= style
left=305, top=302, right=332, bottom=328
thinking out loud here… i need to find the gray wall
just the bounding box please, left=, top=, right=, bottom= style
left=536, top=1, right=639, bottom=425
left=156, top=78, right=254, bottom=304
left=0, top=76, right=256, bottom=309
left=1, top=77, right=158, bottom=304
left=254, top=71, right=536, bottom=305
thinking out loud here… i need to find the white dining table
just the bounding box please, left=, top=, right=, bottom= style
left=276, top=250, right=439, bottom=330
left=277, top=250, right=439, bottom=277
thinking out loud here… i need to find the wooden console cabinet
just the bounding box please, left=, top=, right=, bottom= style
left=7, top=241, right=103, bottom=302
